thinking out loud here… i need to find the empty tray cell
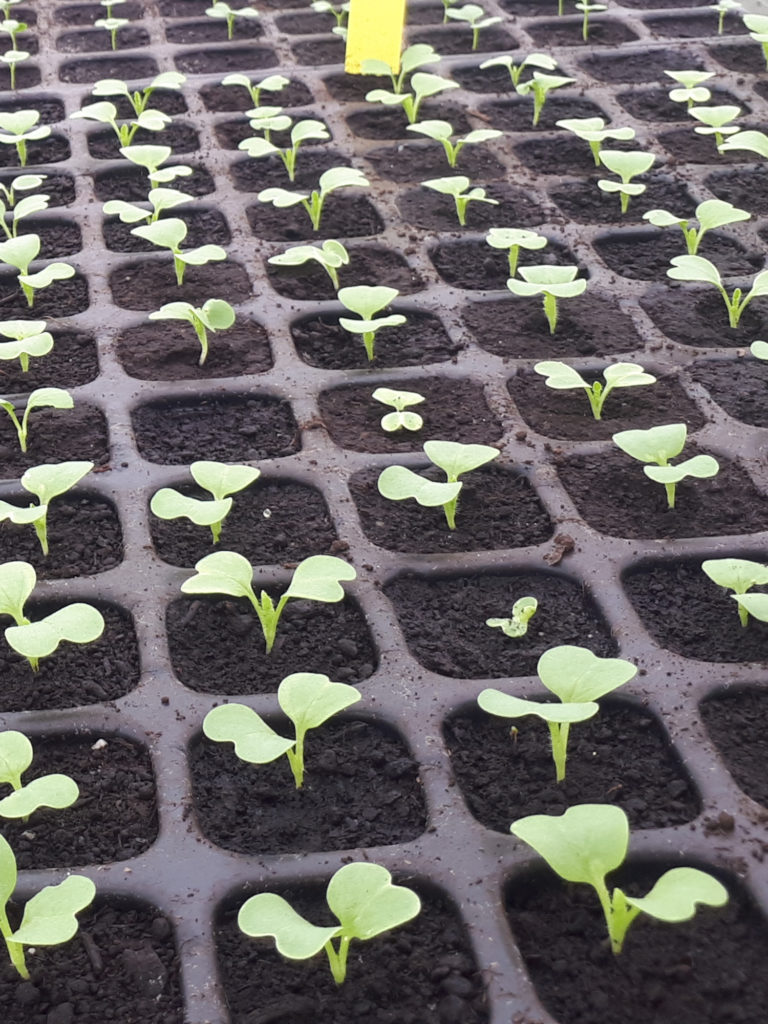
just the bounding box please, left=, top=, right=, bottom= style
left=579, top=48, right=705, bottom=83
left=175, top=46, right=278, bottom=75
left=689, top=357, right=768, bottom=427
left=701, top=686, right=768, bottom=808
left=430, top=235, right=575, bottom=290
left=59, top=55, right=158, bottom=83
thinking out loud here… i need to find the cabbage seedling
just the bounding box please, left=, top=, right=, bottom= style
left=203, top=671, right=361, bottom=787
left=0, top=834, right=95, bottom=979
left=0, top=234, right=75, bottom=308
left=555, top=116, right=636, bottom=167
left=711, top=0, right=740, bottom=33
left=268, top=240, right=349, bottom=290
left=181, top=552, right=356, bottom=654
left=486, top=596, right=538, bottom=638
left=70, top=101, right=171, bottom=147
left=479, top=645, right=636, bottom=782
left=665, top=69, right=714, bottom=108
left=361, top=43, right=440, bottom=95
left=238, top=862, right=420, bottom=984
left=533, top=361, right=656, bottom=419
left=511, top=803, right=728, bottom=953
left=95, top=0, right=128, bottom=49
left=366, top=72, right=459, bottom=126
left=406, top=119, right=502, bottom=168
left=92, top=71, right=186, bottom=116
left=666, top=255, right=768, bottom=328
left=445, top=4, right=502, bottom=49
left=151, top=460, right=260, bottom=544
left=0, top=172, right=46, bottom=210
left=0, top=730, right=79, bottom=819
left=0, top=386, right=73, bottom=452
left=206, top=1, right=259, bottom=39
left=148, top=298, right=235, bottom=366
left=440, top=0, right=461, bottom=22
left=597, top=149, right=656, bottom=214
left=0, top=45, right=28, bottom=89
left=576, top=0, right=607, bottom=40
left=479, top=52, right=557, bottom=89
left=337, top=285, right=406, bottom=361
left=0, top=184, right=49, bottom=240
left=744, top=13, right=768, bottom=68
left=701, top=557, right=768, bottom=627
left=421, top=175, right=498, bottom=226
left=0, top=110, right=50, bottom=167
left=120, top=143, right=194, bottom=187
left=688, top=104, right=741, bottom=149
left=0, top=461, right=93, bottom=557
left=377, top=440, right=499, bottom=529
left=643, top=198, right=750, bottom=255
left=516, top=72, right=576, bottom=127
left=718, top=128, right=768, bottom=159
left=239, top=119, right=330, bottom=182
left=0, top=318, right=53, bottom=372
left=506, top=265, right=587, bottom=333
left=486, top=227, right=547, bottom=277
left=222, top=72, right=289, bottom=109
left=244, top=105, right=291, bottom=144
left=258, top=166, right=370, bottom=233
left=131, top=217, right=227, bottom=286
left=102, top=185, right=194, bottom=226
left=311, top=0, right=350, bottom=28
left=372, top=387, right=425, bottom=432
left=612, top=423, right=719, bottom=509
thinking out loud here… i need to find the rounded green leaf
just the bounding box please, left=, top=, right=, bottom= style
left=732, top=592, right=768, bottom=622
left=284, top=555, right=356, bottom=603
left=534, top=361, right=588, bottom=390
left=423, top=440, right=499, bottom=479
left=667, top=254, right=722, bottom=286
left=751, top=340, right=768, bottom=361
left=702, top=557, right=768, bottom=593
left=10, top=875, right=96, bottom=946
left=181, top=550, right=255, bottom=601
left=6, top=603, right=105, bottom=660
left=327, top=863, right=421, bottom=941
left=537, top=645, right=637, bottom=702
left=478, top=688, right=598, bottom=723
left=612, top=423, right=687, bottom=465
left=0, top=559, right=35, bottom=622
left=291, top=119, right=329, bottom=145
left=278, top=672, right=361, bottom=732
left=203, top=703, right=294, bottom=763
left=695, top=198, right=750, bottom=232
left=644, top=454, right=719, bottom=483
left=0, top=773, right=79, bottom=818
left=622, top=867, right=728, bottom=922
left=378, top=465, right=462, bottom=507
left=190, top=461, right=260, bottom=500
left=22, top=461, right=93, bottom=504
left=238, top=892, right=339, bottom=958
left=26, top=387, right=73, bottom=413
left=0, top=729, right=32, bottom=788
left=150, top=488, right=232, bottom=527
left=338, top=285, right=399, bottom=320
left=258, top=186, right=307, bottom=208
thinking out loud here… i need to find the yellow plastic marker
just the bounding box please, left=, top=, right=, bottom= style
left=345, top=0, right=407, bottom=75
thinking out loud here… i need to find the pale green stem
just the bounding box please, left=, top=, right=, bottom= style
left=324, top=935, right=351, bottom=984
left=0, top=905, right=28, bottom=979
left=543, top=292, right=558, bottom=333
left=547, top=720, right=570, bottom=782
left=192, top=316, right=209, bottom=366
left=285, top=728, right=306, bottom=787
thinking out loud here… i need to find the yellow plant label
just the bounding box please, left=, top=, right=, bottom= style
left=345, top=0, right=407, bottom=75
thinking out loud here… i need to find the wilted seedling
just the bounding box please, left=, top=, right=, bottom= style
left=506, top=265, right=587, bottom=334
left=103, top=185, right=194, bottom=226
left=258, top=166, right=370, bottom=233
left=667, top=255, right=768, bottom=328
left=555, top=116, right=635, bottom=166
left=711, top=0, right=740, bottom=33
left=511, top=803, right=728, bottom=953
left=688, top=104, right=741, bottom=149
left=0, top=110, right=50, bottom=167
left=643, top=198, right=750, bottom=255
left=480, top=645, right=636, bottom=781
left=702, top=557, right=768, bottom=627
left=203, top=671, right=361, bottom=788
left=744, top=13, right=768, bottom=69
left=120, top=143, right=194, bottom=187
left=361, top=43, right=440, bottom=95
left=222, top=72, right=290, bottom=109
left=0, top=233, right=75, bottom=308
left=575, top=0, right=607, bottom=40
left=0, top=386, right=73, bottom=452
left=206, top=1, right=259, bottom=39
left=479, top=52, right=557, bottom=89
left=378, top=440, right=500, bottom=530
left=131, top=217, right=227, bottom=286
left=337, top=285, right=406, bottom=362
left=70, top=100, right=171, bottom=147
left=0, top=318, right=53, bottom=372
left=268, top=239, right=349, bottom=291
left=486, top=596, right=538, bottom=639
left=612, top=423, right=719, bottom=509
left=486, top=227, right=547, bottom=277
left=533, top=361, right=656, bottom=420
left=445, top=3, right=502, bottom=50
left=181, top=552, right=356, bottom=654
left=311, top=0, right=350, bottom=28
left=406, top=119, right=502, bottom=168
left=0, top=461, right=93, bottom=557
left=421, top=174, right=498, bottom=226
left=239, top=118, right=330, bottom=182
left=372, top=387, right=425, bottom=432
left=151, top=460, right=260, bottom=544
left=0, top=730, right=79, bottom=820
left=238, top=862, right=420, bottom=984
left=148, top=298, right=235, bottom=366
left=366, top=72, right=459, bottom=126
left=516, top=72, right=576, bottom=127
left=597, top=149, right=656, bottom=214
left=665, top=69, right=715, bottom=108
left=92, top=71, right=186, bottom=116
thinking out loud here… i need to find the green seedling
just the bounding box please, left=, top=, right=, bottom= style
left=244, top=105, right=292, bottom=143
left=103, top=185, right=193, bottom=226
left=718, top=128, right=768, bottom=159
left=70, top=100, right=171, bottom=147
left=268, top=240, right=349, bottom=290
left=131, top=217, right=227, bottom=286
left=205, top=1, right=259, bottom=39
left=445, top=4, right=502, bottom=49
left=744, top=13, right=768, bottom=69
left=94, top=14, right=128, bottom=49
left=486, top=227, right=547, bottom=277
left=330, top=25, right=347, bottom=41
left=701, top=557, right=768, bottom=627
left=0, top=172, right=46, bottom=208
left=0, top=834, right=95, bottom=979
left=239, top=119, right=330, bottom=182
left=597, top=149, right=656, bottom=214
left=372, top=387, right=425, bottom=432
left=506, top=265, right=587, bottom=334
left=711, top=0, right=740, bottom=33
left=181, top=552, right=356, bottom=654
left=0, top=234, right=75, bottom=308
left=337, top=285, right=406, bottom=361
left=311, top=1, right=350, bottom=28
left=0, top=558, right=104, bottom=669
left=222, top=72, right=290, bottom=109
left=555, top=116, right=635, bottom=166
left=120, top=144, right=194, bottom=187
left=516, top=72, right=576, bottom=127
left=751, top=339, right=768, bottom=361
left=688, top=104, right=741, bottom=149
left=0, top=1, right=23, bottom=16
left=151, top=460, right=260, bottom=544
left=511, top=804, right=728, bottom=953
left=643, top=199, right=750, bottom=255
left=0, top=183, right=49, bottom=240
left=91, top=71, right=186, bottom=116
left=366, top=72, right=459, bottom=126
left=533, top=361, right=656, bottom=420
left=258, top=166, right=370, bottom=233
left=148, top=298, right=235, bottom=366
left=0, top=461, right=93, bottom=557
left=203, top=671, right=361, bottom=787
left=575, top=0, right=607, bottom=39
left=665, top=69, right=715, bottom=108
left=479, top=52, right=557, bottom=89
left=421, top=174, right=498, bottom=226
left=0, top=47, right=28, bottom=89
left=666, top=255, right=768, bottom=328
left=238, top=862, right=420, bottom=984
left=479, top=645, right=636, bottom=782
left=612, top=423, right=719, bottom=509
left=0, top=110, right=50, bottom=167
left=440, top=0, right=460, bottom=22
left=0, top=318, right=53, bottom=372
left=0, top=19, right=28, bottom=74
left=0, top=386, right=72, bottom=452
left=486, top=596, right=538, bottom=639
left=361, top=43, right=440, bottom=95
left=0, top=730, right=79, bottom=820
left=406, top=119, right=502, bottom=168
left=377, top=440, right=499, bottom=530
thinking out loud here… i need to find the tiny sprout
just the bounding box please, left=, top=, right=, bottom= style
left=0, top=110, right=50, bottom=167
left=337, top=285, right=406, bottom=362
left=612, top=423, right=719, bottom=509
left=245, top=105, right=291, bottom=143
left=239, top=118, right=330, bottom=182
left=0, top=183, right=49, bottom=240
left=406, top=119, right=502, bottom=168
left=238, top=863, right=420, bottom=984
left=665, top=69, right=715, bottom=108
left=534, top=361, right=656, bottom=420
left=378, top=440, right=499, bottom=530
left=203, top=671, right=361, bottom=787
left=597, top=149, right=656, bottom=214
left=486, top=227, right=547, bottom=277
left=744, top=13, right=768, bottom=69
left=643, top=199, right=750, bottom=255
left=0, top=318, right=53, bottom=372
left=575, top=0, right=607, bottom=40
left=372, top=387, right=425, bottom=432
left=70, top=100, right=171, bottom=147
left=555, top=116, right=635, bottom=166
left=311, top=0, right=350, bottom=28
left=479, top=52, right=557, bottom=89
left=131, top=217, right=227, bottom=286
left=361, top=43, right=440, bottom=96
left=0, top=386, right=73, bottom=452
left=103, top=185, right=194, bottom=226
left=445, top=3, right=502, bottom=50
left=205, top=1, right=259, bottom=39
left=421, top=174, right=499, bottom=226
left=701, top=557, right=768, bottom=627
left=366, top=72, right=459, bottom=126
left=94, top=13, right=128, bottom=50
left=148, top=298, right=235, bottom=366
left=486, top=596, right=538, bottom=638
left=506, top=265, right=587, bottom=334
left=120, top=143, right=194, bottom=187
left=666, top=255, right=768, bottom=328
left=268, top=240, right=349, bottom=291
left=516, top=72, right=576, bottom=127
left=0, top=730, right=79, bottom=819
left=440, top=0, right=461, bottom=22
left=480, top=645, right=636, bottom=781
left=181, top=552, right=356, bottom=654
left=0, top=47, right=28, bottom=90
left=0, top=234, right=75, bottom=308
left=221, top=72, right=290, bottom=109
left=92, top=71, right=186, bottom=116
left=0, top=461, right=93, bottom=556
left=710, top=0, right=740, bottom=33
left=151, top=461, right=260, bottom=544
left=258, top=166, right=370, bottom=233
left=0, top=172, right=46, bottom=208
left=511, top=804, right=728, bottom=953
left=688, top=104, right=741, bottom=149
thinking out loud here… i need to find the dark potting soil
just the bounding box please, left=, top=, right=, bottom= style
left=607, top=0, right=704, bottom=7
left=265, top=243, right=424, bottom=300
left=345, top=103, right=471, bottom=141
left=513, top=134, right=604, bottom=176
left=230, top=148, right=349, bottom=193
left=363, top=141, right=507, bottom=184
left=131, top=394, right=300, bottom=464
left=214, top=115, right=331, bottom=151
left=318, top=376, right=503, bottom=453
left=216, top=882, right=488, bottom=1024
left=199, top=77, right=314, bottom=112
left=55, top=1, right=140, bottom=23
left=593, top=229, right=759, bottom=281
left=290, top=35, right=345, bottom=66
left=2, top=734, right=158, bottom=867
left=87, top=122, right=199, bottom=161
left=322, top=71, right=390, bottom=103
left=103, top=206, right=230, bottom=253
left=408, top=24, right=518, bottom=55
left=383, top=571, right=617, bottom=679
left=173, top=46, right=278, bottom=75
left=622, top=557, right=768, bottom=663
left=689, top=357, right=768, bottom=427
left=444, top=701, right=699, bottom=834
left=658, top=124, right=767, bottom=165
left=0, top=403, right=108, bottom=479
left=28, top=218, right=82, bottom=260
left=273, top=10, right=332, bottom=33
left=0, top=95, right=64, bottom=124
left=616, top=86, right=744, bottom=123
left=0, top=601, right=140, bottom=712
left=509, top=369, right=705, bottom=441
left=646, top=11, right=748, bottom=37
left=478, top=95, right=609, bottom=133
left=0, top=134, right=69, bottom=168
left=0, top=330, right=98, bottom=392
left=708, top=41, right=766, bottom=74
left=93, top=163, right=215, bottom=202
left=505, top=864, right=768, bottom=1024
left=705, top=165, right=768, bottom=217
left=639, top=287, right=766, bottom=348
left=191, top=717, right=426, bottom=855
left=166, top=594, right=376, bottom=693
left=430, top=236, right=576, bottom=290
left=525, top=16, right=639, bottom=46
left=549, top=176, right=695, bottom=224
left=59, top=56, right=159, bottom=84
left=462, top=293, right=644, bottom=360
left=579, top=47, right=705, bottom=84
left=348, top=464, right=553, bottom=554
left=150, top=477, right=338, bottom=567
left=109, top=259, right=251, bottom=311
left=55, top=26, right=151, bottom=53
left=0, top=274, right=88, bottom=319
left=0, top=66, right=41, bottom=91
left=247, top=194, right=383, bottom=242
left=165, top=18, right=263, bottom=44
left=397, top=182, right=546, bottom=232
left=701, top=686, right=768, bottom=809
